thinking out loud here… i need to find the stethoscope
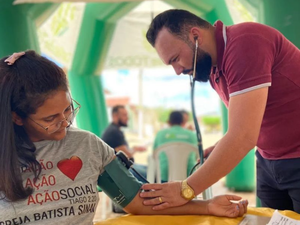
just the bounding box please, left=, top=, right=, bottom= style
left=128, top=25, right=228, bottom=185
left=189, top=24, right=227, bottom=173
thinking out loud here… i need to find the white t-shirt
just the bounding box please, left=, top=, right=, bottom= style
left=0, top=127, right=114, bottom=224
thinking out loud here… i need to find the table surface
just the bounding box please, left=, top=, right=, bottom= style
left=94, top=207, right=300, bottom=225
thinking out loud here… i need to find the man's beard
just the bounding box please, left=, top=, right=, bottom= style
left=183, top=48, right=212, bottom=82
left=118, top=120, right=127, bottom=127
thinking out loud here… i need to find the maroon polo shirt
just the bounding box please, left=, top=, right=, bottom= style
left=210, top=21, right=300, bottom=159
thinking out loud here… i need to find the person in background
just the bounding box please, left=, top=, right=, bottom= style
left=153, top=110, right=197, bottom=182
left=101, top=105, right=147, bottom=179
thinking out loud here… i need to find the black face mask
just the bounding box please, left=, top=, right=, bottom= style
left=183, top=47, right=212, bottom=82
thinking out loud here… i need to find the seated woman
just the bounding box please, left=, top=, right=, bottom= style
left=0, top=51, right=248, bottom=224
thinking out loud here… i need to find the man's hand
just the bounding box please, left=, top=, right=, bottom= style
left=140, top=181, right=189, bottom=210
left=207, top=195, right=248, bottom=218
left=133, top=146, right=147, bottom=152
left=197, top=146, right=215, bottom=163
left=204, top=145, right=215, bottom=158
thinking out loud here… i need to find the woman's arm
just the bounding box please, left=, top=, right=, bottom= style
left=124, top=193, right=248, bottom=217
left=99, top=154, right=247, bottom=218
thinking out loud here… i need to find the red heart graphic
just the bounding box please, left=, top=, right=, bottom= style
left=57, top=156, right=83, bottom=181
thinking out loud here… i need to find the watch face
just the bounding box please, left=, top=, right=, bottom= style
left=183, top=189, right=193, bottom=198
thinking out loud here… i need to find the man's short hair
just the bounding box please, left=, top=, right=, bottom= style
left=146, top=9, right=211, bottom=47
left=112, top=105, right=125, bottom=115
left=169, top=111, right=184, bottom=125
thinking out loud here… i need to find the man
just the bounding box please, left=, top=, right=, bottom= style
left=102, top=105, right=147, bottom=178
left=153, top=110, right=197, bottom=182
left=140, top=9, right=300, bottom=213
left=101, top=105, right=148, bottom=213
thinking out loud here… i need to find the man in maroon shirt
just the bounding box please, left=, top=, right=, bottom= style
left=140, top=9, right=300, bottom=213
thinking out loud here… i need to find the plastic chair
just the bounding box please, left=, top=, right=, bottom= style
left=147, top=142, right=213, bottom=200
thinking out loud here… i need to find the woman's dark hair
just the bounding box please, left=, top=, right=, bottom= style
left=0, top=50, right=68, bottom=201
left=146, top=9, right=212, bottom=47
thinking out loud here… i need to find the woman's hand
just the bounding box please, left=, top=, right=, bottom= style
left=207, top=195, right=248, bottom=218
left=140, top=181, right=188, bottom=210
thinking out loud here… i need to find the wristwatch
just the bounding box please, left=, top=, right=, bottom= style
left=180, top=179, right=195, bottom=200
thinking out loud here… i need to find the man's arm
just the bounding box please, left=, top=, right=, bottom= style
left=115, top=145, right=134, bottom=159
left=139, top=88, right=268, bottom=210
left=188, top=87, right=268, bottom=194
left=115, top=145, right=146, bottom=159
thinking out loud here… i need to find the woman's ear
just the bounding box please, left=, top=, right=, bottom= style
left=12, top=112, right=23, bottom=126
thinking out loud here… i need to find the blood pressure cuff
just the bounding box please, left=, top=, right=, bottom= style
left=97, top=157, right=143, bottom=208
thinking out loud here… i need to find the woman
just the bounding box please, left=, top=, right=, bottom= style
left=0, top=51, right=248, bottom=224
